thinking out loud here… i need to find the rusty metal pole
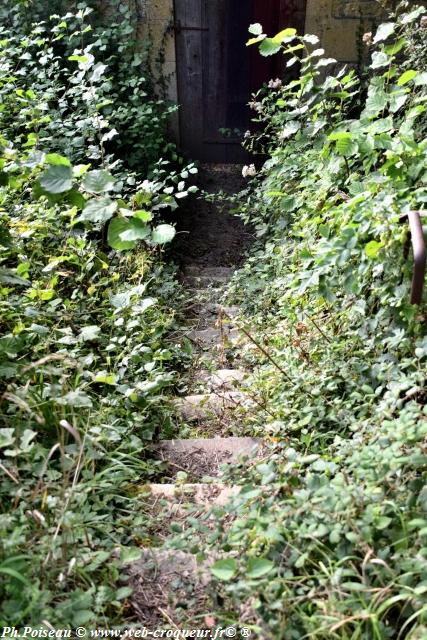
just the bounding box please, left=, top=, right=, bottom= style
left=407, top=210, right=426, bottom=305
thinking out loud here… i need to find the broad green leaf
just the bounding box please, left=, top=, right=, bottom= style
left=281, top=121, right=300, bottom=138
left=80, top=198, right=117, bottom=224
left=39, top=164, right=73, bottom=194
left=82, top=169, right=115, bottom=193
left=120, top=218, right=151, bottom=242
left=384, top=37, right=405, bottom=56
left=259, top=38, right=281, bottom=57
left=363, top=87, right=388, bottom=118
left=329, top=132, right=357, bottom=155
left=0, top=429, right=15, bottom=448
left=373, top=22, right=395, bottom=44
left=246, top=35, right=266, bottom=46
left=365, top=240, right=382, bottom=258
left=120, top=547, right=142, bottom=563
left=134, top=210, right=153, bottom=222
left=108, top=218, right=136, bottom=250
left=272, top=28, right=297, bottom=44
left=72, top=611, right=96, bottom=626
left=95, top=372, right=117, bottom=385
left=370, top=51, right=390, bottom=69
left=45, top=153, right=71, bottom=166
left=151, top=224, right=176, bottom=245
left=79, top=325, right=101, bottom=341
left=210, top=558, right=237, bottom=581
left=248, top=23, right=263, bottom=35
left=397, top=70, right=417, bottom=86
left=57, top=390, right=93, bottom=408
left=115, top=586, right=133, bottom=600
left=246, top=557, right=274, bottom=578
left=303, top=34, right=319, bottom=45
left=414, top=72, right=427, bottom=86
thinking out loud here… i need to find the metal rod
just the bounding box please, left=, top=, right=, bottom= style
left=407, top=210, right=426, bottom=305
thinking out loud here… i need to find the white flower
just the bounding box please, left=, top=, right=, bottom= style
left=242, top=164, right=256, bottom=178
left=268, top=78, right=282, bottom=89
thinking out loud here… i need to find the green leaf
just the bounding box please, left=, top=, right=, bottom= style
left=384, top=37, right=405, bottom=56
left=107, top=218, right=137, bottom=251
left=328, top=132, right=357, bottom=156
left=57, top=390, right=93, bottom=408
left=151, top=224, right=176, bottom=245
left=370, top=51, right=390, bottom=69
left=82, top=170, right=115, bottom=193
left=39, top=164, right=73, bottom=194
left=80, top=198, right=117, bottom=224
left=45, top=153, right=71, bottom=166
left=303, top=34, right=319, bottom=45
left=397, top=70, right=417, bottom=86
left=373, top=22, right=395, bottom=44
left=414, top=72, right=427, bottom=86
left=281, top=121, right=300, bottom=138
left=246, top=558, right=274, bottom=578
left=210, top=558, right=237, bottom=581
left=120, top=218, right=151, bottom=242
left=72, top=611, right=96, bottom=626
left=79, top=325, right=101, bottom=341
left=95, top=372, right=117, bottom=385
left=272, top=28, right=297, bottom=44
left=365, top=240, right=383, bottom=258
left=246, top=35, right=266, bottom=46
left=248, top=23, right=263, bottom=35
left=134, top=210, right=153, bottom=222
left=259, top=38, right=282, bottom=57
left=120, top=547, right=142, bottom=564
left=0, top=268, right=30, bottom=286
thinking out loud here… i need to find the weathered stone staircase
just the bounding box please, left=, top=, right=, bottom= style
left=128, top=262, right=264, bottom=626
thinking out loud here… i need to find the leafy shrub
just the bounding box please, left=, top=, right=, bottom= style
left=180, top=4, right=427, bottom=638
left=0, top=1, right=192, bottom=626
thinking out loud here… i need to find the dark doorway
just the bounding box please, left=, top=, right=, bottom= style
left=174, top=0, right=307, bottom=162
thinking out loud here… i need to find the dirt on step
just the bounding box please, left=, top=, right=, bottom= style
left=172, top=163, right=253, bottom=268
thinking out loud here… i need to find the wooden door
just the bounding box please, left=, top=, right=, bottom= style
left=174, top=0, right=307, bottom=162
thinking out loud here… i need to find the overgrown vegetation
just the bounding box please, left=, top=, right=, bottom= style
left=175, top=4, right=427, bottom=638
left=0, top=0, right=194, bottom=626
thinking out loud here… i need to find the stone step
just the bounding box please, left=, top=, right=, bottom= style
left=184, top=275, right=231, bottom=288
left=141, top=482, right=240, bottom=506
left=187, top=327, right=239, bottom=350
left=174, top=391, right=252, bottom=421
left=154, top=436, right=263, bottom=479
left=200, top=368, right=248, bottom=390
left=187, top=287, right=224, bottom=305
left=127, top=549, right=211, bottom=625
left=183, top=266, right=234, bottom=279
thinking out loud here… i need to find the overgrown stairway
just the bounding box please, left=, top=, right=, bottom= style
left=127, top=166, right=264, bottom=625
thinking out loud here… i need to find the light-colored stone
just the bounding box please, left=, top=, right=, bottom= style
left=174, top=391, right=251, bottom=421
left=154, top=436, right=263, bottom=479
left=142, top=483, right=240, bottom=506
left=201, top=369, right=247, bottom=390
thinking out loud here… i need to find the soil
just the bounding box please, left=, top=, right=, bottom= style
left=171, top=163, right=253, bottom=268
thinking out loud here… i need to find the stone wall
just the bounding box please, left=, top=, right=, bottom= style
left=135, top=0, right=177, bottom=103
left=305, top=0, right=386, bottom=64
